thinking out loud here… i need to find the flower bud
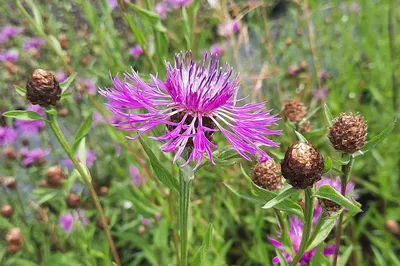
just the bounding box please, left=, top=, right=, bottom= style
left=300, top=121, right=312, bottom=133
left=58, top=33, right=68, bottom=50
left=318, top=199, right=340, bottom=212
left=26, top=69, right=61, bottom=107
left=3, top=147, right=16, bottom=160
left=1, top=205, right=13, bottom=218
left=96, top=217, right=110, bottom=230
left=99, top=186, right=108, bottom=196
left=46, top=165, right=66, bottom=188
left=8, top=244, right=20, bottom=254
left=4, top=177, right=16, bottom=190
left=251, top=160, right=282, bottom=191
left=283, top=99, right=307, bottom=123
left=66, top=194, right=81, bottom=209
left=328, top=113, right=367, bottom=153
left=6, top=228, right=24, bottom=246
left=281, top=142, right=324, bottom=189
left=385, top=220, right=400, bottom=236
left=138, top=225, right=146, bottom=234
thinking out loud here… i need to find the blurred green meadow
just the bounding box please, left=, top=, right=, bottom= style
left=0, top=0, right=399, bottom=265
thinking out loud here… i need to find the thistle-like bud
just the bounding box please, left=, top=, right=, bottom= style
left=1, top=205, right=13, bottom=218
left=26, top=69, right=61, bottom=107
left=281, top=142, right=324, bottom=189
left=300, top=121, right=312, bottom=133
left=6, top=228, right=24, bottom=246
left=99, top=186, right=108, bottom=196
left=46, top=165, right=66, bottom=188
left=251, top=160, right=282, bottom=191
left=385, top=220, right=400, bottom=237
left=66, top=194, right=80, bottom=208
left=3, top=147, right=16, bottom=160
left=328, top=113, right=367, bottom=153
left=318, top=199, right=340, bottom=212
left=96, top=217, right=110, bottom=230
left=4, top=177, right=16, bottom=190
left=8, top=244, right=20, bottom=254
left=283, top=99, right=307, bottom=123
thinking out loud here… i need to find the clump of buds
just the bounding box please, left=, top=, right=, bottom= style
left=318, top=198, right=340, bottom=212
left=251, top=160, right=282, bottom=191
left=26, top=69, right=61, bottom=107
left=4, top=177, right=16, bottom=190
left=1, top=205, right=13, bottom=218
left=6, top=228, right=24, bottom=254
left=46, top=165, right=66, bottom=188
left=3, top=147, right=16, bottom=160
left=96, top=216, right=110, bottom=230
left=283, top=99, right=307, bottom=123
left=328, top=113, right=367, bottom=153
left=66, top=193, right=81, bottom=208
left=281, top=142, right=324, bottom=189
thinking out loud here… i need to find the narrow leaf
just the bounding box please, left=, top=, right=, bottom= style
left=338, top=245, right=353, bottom=266
left=192, top=223, right=213, bottom=266
left=14, top=85, right=26, bottom=96
left=323, top=156, right=332, bottom=173
left=2, top=110, right=45, bottom=121
left=294, top=130, right=308, bottom=142
left=72, top=113, right=93, bottom=152
left=224, top=183, right=265, bottom=204
left=60, top=73, right=77, bottom=93
left=314, top=185, right=362, bottom=214
left=262, top=187, right=299, bottom=209
left=324, top=104, right=334, bottom=126
left=307, top=211, right=340, bottom=250
left=354, top=121, right=396, bottom=156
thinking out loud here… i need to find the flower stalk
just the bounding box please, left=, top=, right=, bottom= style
left=46, top=112, right=121, bottom=266
left=179, top=172, right=192, bottom=266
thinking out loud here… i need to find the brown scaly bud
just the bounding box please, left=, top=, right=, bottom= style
left=8, top=244, right=20, bottom=254
left=328, top=113, right=367, bottom=153
left=22, top=139, right=30, bottom=146
left=1, top=205, right=13, bottom=218
left=385, top=220, right=400, bottom=237
left=6, top=228, right=24, bottom=246
left=300, top=121, right=312, bottom=133
left=99, top=186, right=108, bottom=196
left=58, top=33, right=68, bottom=50
left=46, top=165, right=66, bottom=188
left=26, top=69, right=61, bottom=107
left=40, top=179, right=48, bottom=187
left=138, top=225, right=146, bottom=234
left=281, top=142, right=324, bottom=189
left=251, top=160, right=282, bottom=191
left=66, top=194, right=81, bottom=208
left=285, top=38, right=293, bottom=46
left=81, top=55, right=93, bottom=66
left=59, top=108, right=69, bottom=117
left=318, top=198, right=340, bottom=212
left=283, top=99, right=307, bottom=123
left=3, top=147, right=16, bottom=160
left=96, top=217, right=110, bottom=230
left=4, top=177, right=16, bottom=190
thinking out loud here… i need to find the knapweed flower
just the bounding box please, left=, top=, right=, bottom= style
left=0, top=25, right=21, bottom=43
left=15, top=105, right=45, bottom=136
left=107, top=0, right=128, bottom=9
left=268, top=216, right=335, bottom=264
left=100, top=52, right=280, bottom=168
left=129, top=45, right=143, bottom=58
left=218, top=19, right=240, bottom=38
left=210, top=44, right=224, bottom=56
left=64, top=149, right=96, bottom=167
left=155, top=2, right=168, bottom=20
left=313, top=87, right=328, bottom=101
left=130, top=165, right=146, bottom=186
left=0, top=50, right=19, bottom=62
left=20, top=147, right=51, bottom=167
left=79, top=78, right=97, bottom=95
left=168, top=0, right=193, bottom=8
left=55, top=71, right=68, bottom=82
left=0, top=126, right=17, bottom=147
left=59, top=210, right=89, bottom=233
left=22, top=38, right=45, bottom=51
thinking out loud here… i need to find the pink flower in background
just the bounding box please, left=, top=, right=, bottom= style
left=0, top=25, right=21, bottom=43
left=0, top=50, right=19, bottom=62
left=20, top=147, right=51, bottom=167
left=155, top=2, right=168, bottom=20
left=0, top=126, right=17, bottom=146
left=108, top=0, right=128, bottom=9
left=22, top=38, right=45, bottom=51
left=168, top=0, right=193, bottom=8
left=210, top=44, right=224, bottom=56
left=129, top=45, right=143, bottom=58
left=218, top=19, right=240, bottom=38
left=317, top=176, right=358, bottom=199
left=64, top=150, right=97, bottom=167
left=313, top=87, right=328, bottom=101
left=59, top=210, right=89, bottom=233
left=268, top=217, right=335, bottom=264
left=80, top=78, right=97, bottom=95
left=56, top=71, right=68, bottom=82
left=130, top=165, right=144, bottom=186
left=15, top=105, right=45, bottom=136
left=349, top=2, right=361, bottom=13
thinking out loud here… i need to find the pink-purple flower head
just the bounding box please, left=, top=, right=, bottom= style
left=268, top=217, right=335, bottom=265
left=129, top=45, right=143, bottom=58
left=0, top=25, right=21, bottom=43
left=59, top=210, right=89, bottom=233
left=100, top=52, right=281, bottom=168
left=317, top=176, right=358, bottom=199
left=22, top=38, right=45, bottom=51
left=0, top=50, right=19, bottom=62
left=20, top=147, right=51, bottom=167
left=0, top=126, right=17, bottom=147
left=168, top=0, right=193, bottom=8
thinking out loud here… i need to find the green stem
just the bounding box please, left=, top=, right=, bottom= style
left=15, top=186, right=28, bottom=226
left=179, top=173, right=191, bottom=266
left=46, top=113, right=122, bottom=266
left=290, top=188, right=314, bottom=266
left=333, top=155, right=354, bottom=266
left=306, top=209, right=327, bottom=248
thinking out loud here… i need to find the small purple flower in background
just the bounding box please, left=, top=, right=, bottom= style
left=107, top=0, right=128, bottom=9
left=56, top=71, right=68, bottom=82
left=210, top=44, right=224, bottom=56
left=20, top=147, right=51, bottom=167
left=130, top=165, right=145, bottom=186
left=349, top=2, right=361, bottom=13
left=154, top=212, right=162, bottom=221
left=79, top=78, right=97, bottom=95
left=59, top=210, right=89, bottom=233
left=64, top=149, right=96, bottom=167
left=0, top=126, right=17, bottom=147
left=168, top=0, right=193, bottom=8
left=22, top=38, right=45, bottom=51
left=218, top=19, right=240, bottom=38
left=92, top=112, right=105, bottom=126
left=129, top=45, right=143, bottom=58
left=268, top=216, right=335, bottom=264
left=0, top=50, right=19, bottom=62
left=100, top=52, right=280, bottom=168
left=0, top=25, right=21, bottom=43
left=15, top=105, right=45, bottom=136
left=141, top=218, right=151, bottom=227
left=155, top=2, right=168, bottom=20
left=313, top=87, right=328, bottom=101
left=317, top=176, right=358, bottom=199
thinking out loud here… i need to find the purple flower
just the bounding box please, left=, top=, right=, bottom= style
left=142, top=218, right=151, bottom=226
left=168, top=0, right=193, bottom=8
left=129, top=45, right=143, bottom=58
left=0, top=126, right=17, bottom=146
left=100, top=52, right=280, bottom=168
left=155, top=2, right=168, bottom=19
left=15, top=105, right=45, bottom=136
left=313, top=87, right=328, bottom=101
left=59, top=210, right=89, bottom=233
left=80, top=78, right=97, bottom=95
left=0, top=25, right=21, bottom=43
left=130, top=165, right=143, bottom=186
left=55, top=71, right=68, bottom=82
left=268, top=217, right=335, bottom=264
left=22, top=38, right=45, bottom=51
left=218, top=20, right=240, bottom=38
left=210, top=44, right=224, bottom=56
left=108, top=0, right=120, bottom=9
left=64, top=150, right=96, bottom=167
left=317, top=176, right=358, bottom=199
left=20, top=147, right=51, bottom=167
left=0, top=50, right=19, bottom=62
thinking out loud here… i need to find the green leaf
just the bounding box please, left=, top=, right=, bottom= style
left=262, top=187, right=299, bottom=209
left=14, top=84, right=26, bottom=96
left=192, top=223, right=213, bottom=266
left=314, top=185, right=362, bottom=214
left=45, top=106, right=57, bottom=115
left=2, top=110, right=46, bottom=121
left=294, top=130, right=307, bottom=142
left=307, top=210, right=340, bottom=250
left=338, top=245, right=353, bottom=266
left=224, top=183, right=265, bottom=204
left=139, top=137, right=179, bottom=193
left=354, top=121, right=396, bottom=156
left=310, top=244, right=331, bottom=266
left=324, top=104, right=334, bottom=126
left=77, top=137, right=87, bottom=166
left=61, top=91, right=72, bottom=100
left=323, top=156, right=332, bottom=173
left=60, top=73, right=77, bottom=93
left=72, top=113, right=93, bottom=152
